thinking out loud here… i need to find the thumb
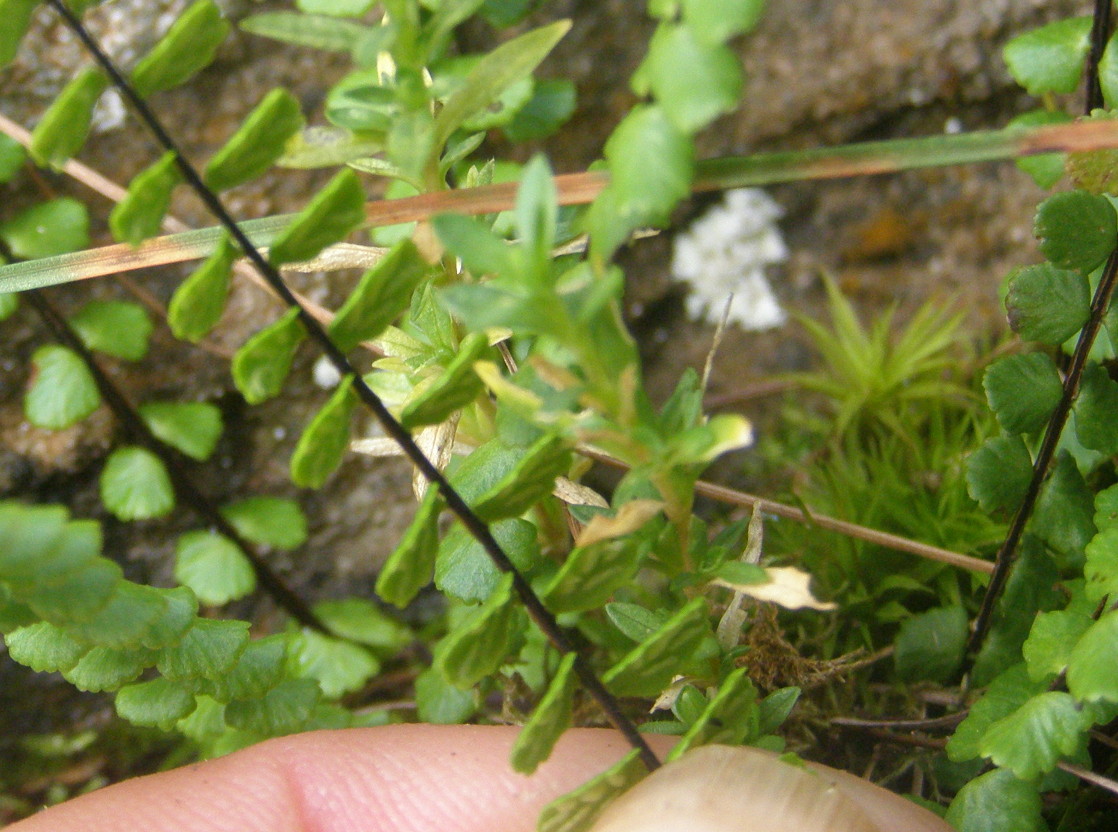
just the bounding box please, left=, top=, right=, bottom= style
left=9, top=725, right=674, bottom=832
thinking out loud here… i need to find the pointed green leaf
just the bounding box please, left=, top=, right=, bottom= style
left=24, top=345, right=100, bottom=429
left=204, top=88, right=305, bottom=192
left=509, top=652, right=577, bottom=774
left=894, top=605, right=968, bottom=683
left=949, top=664, right=1043, bottom=763
left=945, top=768, right=1044, bottom=832
left=1005, top=263, right=1090, bottom=345
left=966, top=434, right=1032, bottom=513
left=267, top=168, right=365, bottom=266
left=1067, top=609, right=1118, bottom=703
left=681, top=0, right=765, bottom=44
left=74, top=581, right=170, bottom=650
left=203, top=634, right=287, bottom=702
left=1023, top=609, right=1093, bottom=683
left=63, top=644, right=157, bottom=692
left=290, top=373, right=356, bottom=488
left=376, top=484, right=443, bottom=607
left=100, top=446, right=174, bottom=521
left=109, top=151, right=182, bottom=246
left=131, top=0, right=229, bottom=97
left=156, top=618, right=250, bottom=682
left=758, top=686, right=801, bottom=736
left=537, top=750, right=646, bottom=832
left=435, top=517, right=539, bottom=604
left=435, top=573, right=521, bottom=688
left=297, top=0, right=375, bottom=15
left=515, top=154, right=557, bottom=276
left=502, top=78, right=576, bottom=142
left=431, top=20, right=571, bottom=160
left=0, top=0, right=38, bottom=69
left=1103, top=30, right=1118, bottom=110
left=472, top=433, right=570, bottom=522
left=287, top=628, right=379, bottom=698
left=415, top=666, right=477, bottom=724
left=168, top=234, right=237, bottom=342
left=983, top=352, right=1062, bottom=435
left=399, top=331, right=489, bottom=430
left=115, top=677, right=197, bottom=730
left=70, top=300, right=153, bottom=361
left=1035, top=190, right=1117, bottom=274
left=605, top=602, right=668, bottom=643
left=602, top=597, right=710, bottom=697
left=328, top=238, right=429, bottom=352
left=140, top=401, right=223, bottom=462
left=220, top=496, right=307, bottom=550
left=224, top=677, right=320, bottom=734
left=543, top=538, right=641, bottom=614
left=240, top=12, right=368, bottom=52
left=5, top=621, right=90, bottom=672
left=312, top=598, right=411, bottom=653
left=174, top=530, right=255, bottom=606
left=29, top=68, right=108, bottom=168
left=232, top=308, right=305, bottom=405
left=1003, top=16, right=1092, bottom=96
left=643, top=24, right=742, bottom=132
left=605, top=103, right=693, bottom=229
left=670, top=668, right=759, bottom=757
left=0, top=197, right=89, bottom=258
left=431, top=213, right=518, bottom=278
left=979, top=691, right=1087, bottom=779
left=1073, top=363, right=1118, bottom=454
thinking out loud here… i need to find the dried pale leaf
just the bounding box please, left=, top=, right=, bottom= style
left=349, top=436, right=405, bottom=457
left=553, top=477, right=609, bottom=509
left=575, top=500, right=663, bottom=547
left=413, top=415, right=460, bottom=499
left=275, top=242, right=387, bottom=274
left=713, top=566, right=836, bottom=611
left=649, top=675, right=690, bottom=714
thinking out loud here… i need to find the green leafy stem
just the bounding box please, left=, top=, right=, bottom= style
left=4, top=117, right=1118, bottom=292
left=41, top=0, right=667, bottom=770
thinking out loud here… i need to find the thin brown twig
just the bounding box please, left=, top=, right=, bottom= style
left=1058, top=761, right=1118, bottom=799
left=582, top=447, right=994, bottom=575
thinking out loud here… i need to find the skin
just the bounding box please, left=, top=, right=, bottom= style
left=8, top=725, right=676, bottom=832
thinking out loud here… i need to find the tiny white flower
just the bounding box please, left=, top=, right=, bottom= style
left=312, top=355, right=342, bottom=389
left=672, top=188, right=789, bottom=331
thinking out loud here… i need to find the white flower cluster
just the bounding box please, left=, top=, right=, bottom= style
left=671, top=188, right=789, bottom=331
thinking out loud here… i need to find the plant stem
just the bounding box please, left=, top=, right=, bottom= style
left=8, top=119, right=1118, bottom=291
left=967, top=249, right=1118, bottom=657
left=45, top=0, right=661, bottom=771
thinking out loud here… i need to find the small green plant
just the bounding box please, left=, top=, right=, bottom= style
left=788, top=274, right=978, bottom=442
left=759, top=282, right=1001, bottom=654
left=4, top=1, right=1118, bottom=830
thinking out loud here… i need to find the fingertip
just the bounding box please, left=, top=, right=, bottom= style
left=9, top=725, right=674, bottom=832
